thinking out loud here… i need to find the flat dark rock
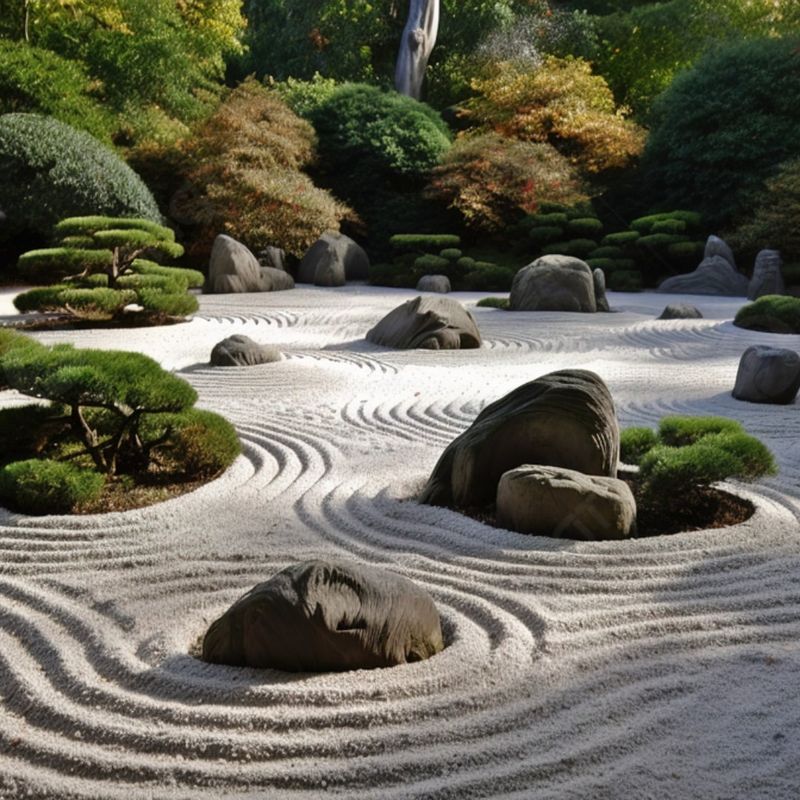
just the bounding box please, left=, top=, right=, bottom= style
left=658, top=304, right=703, bottom=320
left=210, top=335, right=281, bottom=367
left=202, top=560, right=444, bottom=672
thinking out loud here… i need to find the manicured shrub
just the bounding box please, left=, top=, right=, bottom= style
left=0, top=114, right=160, bottom=243
left=620, top=427, right=658, bottom=466
left=667, top=241, right=704, bottom=260
left=390, top=234, right=461, bottom=252
left=476, top=296, right=510, bottom=309
left=602, top=231, right=640, bottom=246
left=542, top=239, right=598, bottom=258
left=638, top=233, right=690, bottom=249
left=463, top=265, right=515, bottom=292
left=631, top=211, right=701, bottom=234
left=733, top=295, right=800, bottom=335
left=415, top=255, right=450, bottom=274
left=567, top=217, right=604, bottom=237
left=0, top=459, right=105, bottom=515
left=529, top=226, right=564, bottom=244
left=639, top=442, right=745, bottom=496
left=173, top=79, right=345, bottom=261
left=440, top=249, right=462, bottom=260
left=273, top=73, right=339, bottom=117
left=607, top=270, right=642, bottom=292
left=456, top=256, right=477, bottom=270
left=589, top=246, right=624, bottom=259
left=427, top=133, right=583, bottom=233
left=651, top=219, right=686, bottom=235
left=642, top=37, right=800, bottom=228
left=658, top=416, right=744, bottom=448
left=135, top=290, right=199, bottom=318
left=310, top=84, right=451, bottom=177
left=534, top=213, right=569, bottom=227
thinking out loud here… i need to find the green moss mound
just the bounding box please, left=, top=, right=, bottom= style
left=0, top=459, right=105, bottom=515
left=734, top=295, right=800, bottom=334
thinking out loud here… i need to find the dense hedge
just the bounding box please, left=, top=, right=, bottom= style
left=733, top=295, right=800, bottom=335
left=0, top=114, right=160, bottom=244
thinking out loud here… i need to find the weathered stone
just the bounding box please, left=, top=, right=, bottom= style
left=420, top=369, right=620, bottom=508
left=748, top=249, right=785, bottom=300
left=496, top=465, right=636, bottom=540
left=704, top=235, right=736, bottom=269
left=366, top=296, right=481, bottom=350
left=208, top=234, right=264, bottom=293
left=260, top=267, right=295, bottom=292
left=658, top=303, right=704, bottom=320
left=416, top=274, right=451, bottom=293
left=732, top=345, right=800, bottom=405
left=259, top=246, right=287, bottom=272
left=593, top=268, right=610, bottom=312
left=297, top=232, right=370, bottom=286
left=510, top=255, right=599, bottom=312
left=658, top=255, right=749, bottom=296
left=202, top=560, right=444, bottom=672
left=210, top=335, right=281, bottom=367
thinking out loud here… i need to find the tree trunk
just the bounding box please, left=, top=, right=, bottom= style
left=394, top=0, right=440, bottom=100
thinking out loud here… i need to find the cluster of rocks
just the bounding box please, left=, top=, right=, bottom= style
left=420, top=369, right=636, bottom=540
left=510, top=255, right=610, bottom=313
left=366, top=296, right=482, bottom=350
left=202, top=560, right=444, bottom=672
left=733, top=345, right=800, bottom=405
left=658, top=236, right=785, bottom=299
left=207, top=230, right=370, bottom=294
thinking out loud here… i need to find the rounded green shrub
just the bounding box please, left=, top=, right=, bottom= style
left=132, top=260, right=204, bottom=289
left=561, top=239, right=599, bottom=258
left=136, top=290, right=199, bottom=318
left=310, top=85, right=451, bottom=177
left=456, top=256, right=477, bottom=270
left=639, top=442, right=744, bottom=496
left=658, top=416, right=744, bottom=448
left=476, top=296, right=509, bottom=309
left=390, top=234, right=461, bottom=252
left=0, top=114, right=160, bottom=241
left=529, top=226, right=564, bottom=244
left=602, top=231, right=640, bottom=246
left=733, top=295, right=800, bottom=334
left=414, top=254, right=450, bottom=273
left=0, top=459, right=104, bottom=514
left=538, top=202, right=569, bottom=214
left=463, top=266, right=515, bottom=292
left=17, top=248, right=113, bottom=282
left=567, top=217, right=603, bottom=236
left=652, top=218, right=686, bottom=234
left=638, top=233, right=689, bottom=248
left=533, top=212, right=569, bottom=227
left=439, top=248, right=462, bottom=260
left=667, top=241, right=704, bottom=260
left=620, top=427, right=658, bottom=466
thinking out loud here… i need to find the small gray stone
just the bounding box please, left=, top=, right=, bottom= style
left=420, top=369, right=620, bottom=508
left=704, top=235, right=736, bottom=269
left=732, top=345, right=800, bottom=405
left=297, top=232, right=370, bottom=286
left=658, top=304, right=703, bottom=320
left=496, top=465, right=636, bottom=540
left=510, top=255, right=598, bottom=312
left=593, top=268, right=610, bottom=312
left=202, top=560, right=444, bottom=671
left=748, top=249, right=785, bottom=300
left=210, top=335, right=281, bottom=367
left=366, top=296, right=481, bottom=350
left=658, top=254, right=749, bottom=296
left=416, top=274, right=451, bottom=293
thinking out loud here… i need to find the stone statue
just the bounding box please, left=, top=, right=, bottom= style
left=395, top=0, right=439, bottom=100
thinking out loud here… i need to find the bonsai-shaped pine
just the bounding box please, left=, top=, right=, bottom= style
left=621, top=415, right=776, bottom=499
left=0, top=336, right=239, bottom=514
left=14, top=216, right=204, bottom=324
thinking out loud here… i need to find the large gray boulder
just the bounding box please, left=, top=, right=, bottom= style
left=366, top=296, right=482, bottom=350
left=657, top=254, right=749, bottom=296
left=732, top=345, right=800, bottom=405
left=420, top=369, right=620, bottom=508
left=210, top=335, right=281, bottom=367
left=208, top=235, right=295, bottom=293
left=202, top=560, right=444, bottom=671
left=297, top=232, right=370, bottom=286
left=748, top=249, right=785, bottom=300
left=416, top=274, right=451, bottom=293
left=658, top=303, right=703, bottom=320
left=704, top=235, right=736, bottom=269
left=510, top=255, right=599, bottom=312
left=496, top=465, right=636, bottom=540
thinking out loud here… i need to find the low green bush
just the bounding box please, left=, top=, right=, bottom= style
left=17, top=248, right=113, bottom=282
left=132, top=260, right=204, bottom=289
left=631, top=211, right=702, bottom=234
left=463, top=265, right=515, bottom=292
left=639, top=442, right=743, bottom=495
left=440, top=248, right=462, bottom=260
left=620, top=427, right=658, bottom=466
left=136, top=290, right=199, bottom=318
left=667, top=241, right=704, bottom=259
left=567, top=217, right=604, bottom=236
left=734, top=295, right=800, bottom=334
left=658, top=415, right=744, bottom=447
left=533, top=212, right=568, bottom=227
left=529, top=226, right=564, bottom=244
left=56, top=216, right=175, bottom=241
left=390, top=234, right=461, bottom=252
left=13, top=285, right=72, bottom=313
left=415, top=254, right=450, bottom=274
left=476, top=297, right=509, bottom=309
left=638, top=233, right=689, bottom=248
left=602, top=231, right=640, bottom=246
left=0, top=458, right=104, bottom=514
left=608, top=270, right=643, bottom=291
left=538, top=202, right=569, bottom=214
left=652, top=218, right=686, bottom=234
left=456, top=256, right=477, bottom=270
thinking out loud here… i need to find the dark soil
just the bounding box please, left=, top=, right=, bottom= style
left=450, top=477, right=755, bottom=539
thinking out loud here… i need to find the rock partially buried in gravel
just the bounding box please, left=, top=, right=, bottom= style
left=297, top=231, right=370, bottom=286
left=748, top=249, right=784, bottom=301
left=210, top=335, right=281, bottom=367
left=420, top=369, right=620, bottom=508
left=366, top=296, right=481, bottom=350
left=510, top=255, right=601, bottom=312
left=496, top=465, right=636, bottom=540
left=658, top=304, right=703, bottom=320
left=416, top=274, right=451, bottom=293
left=658, top=236, right=749, bottom=296
left=732, top=345, right=800, bottom=405
left=202, top=560, right=444, bottom=671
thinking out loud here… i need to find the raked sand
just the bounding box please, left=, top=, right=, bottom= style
left=0, top=285, right=798, bottom=799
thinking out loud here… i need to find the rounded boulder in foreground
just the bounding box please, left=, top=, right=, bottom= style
left=202, top=560, right=444, bottom=672
left=366, top=296, right=481, bottom=350
left=510, top=255, right=598, bottom=313
left=733, top=345, right=800, bottom=405
left=420, top=369, right=620, bottom=508
left=496, top=465, right=636, bottom=540
left=210, top=335, right=281, bottom=367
